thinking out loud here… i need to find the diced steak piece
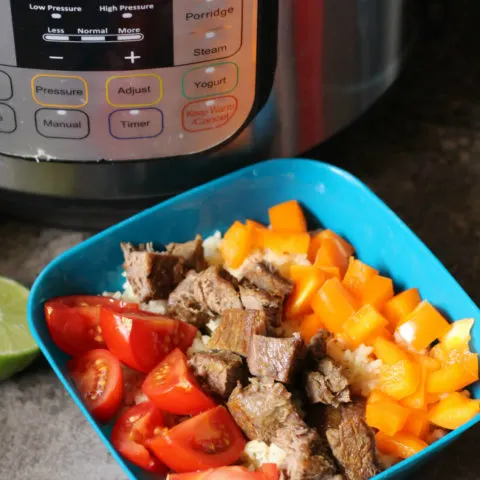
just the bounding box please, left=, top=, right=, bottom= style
left=227, top=377, right=301, bottom=443
left=188, top=351, right=246, bottom=400
left=307, top=329, right=332, bottom=362
left=168, top=266, right=242, bottom=328
left=247, top=333, right=304, bottom=383
left=167, top=271, right=213, bottom=328
left=208, top=309, right=268, bottom=356
left=324, top=402, right=381, bottom=480
left=305, top=358, right=351, bottom=407
left=198, top=266, right=243, bottom=314
left=166, top=235, right=208, bottom=272
left=121, top=242, right=185, bottom=302
left=239, top=279, right=284, bottom=327
left=275, top=423, right=338, bottom=480
left=228, top=378, right=338, bottom=480
left=244, top=261, right=294, bottom=297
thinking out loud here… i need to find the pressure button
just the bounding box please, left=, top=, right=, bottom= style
left=32, top=75, right=88, bottom=108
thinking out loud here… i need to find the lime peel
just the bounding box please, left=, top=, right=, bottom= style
left=0, top=276, right=40, bottom=381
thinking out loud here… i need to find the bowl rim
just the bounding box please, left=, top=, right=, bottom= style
left=27, top=157, right=480, bottom=480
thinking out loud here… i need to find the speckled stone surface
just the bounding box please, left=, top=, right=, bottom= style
left=1, top=2, right=479, bottom=479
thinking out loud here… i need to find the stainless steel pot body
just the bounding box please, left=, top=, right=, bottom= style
left=0, top=0, right=420, bottom=227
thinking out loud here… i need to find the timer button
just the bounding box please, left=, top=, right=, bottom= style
left=35, top=109, right=90, bottom=139
left=32, top=75, right=88, bottom=108
left=0, top=71, right=13, bottom=101
left=182, top=62, right=239, bottom=99
left=106, top=74, right=163, bottom=108
left=109, top=108, right=164, bottom=140
left=0, top=104, right=16, bottom=133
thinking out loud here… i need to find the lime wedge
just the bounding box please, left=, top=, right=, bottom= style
left=0, top=276, right=40, bottom=381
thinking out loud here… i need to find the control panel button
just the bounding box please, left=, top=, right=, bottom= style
left=106, top=74, right=163, bottom=107
left=109, top=108, right=164, bottom=139
left=0, top=71, right=13, bottom=101
left=182, top=95, right=238, bottom=132
left=173, top=1, right=243, bottom=65
left=0, top=104, right=16, bottom=133
left=32, top=75, right=88, bottom=108
left=35, top=109, right=90, bottom=139
left=182, top=62, right=239, bottom=99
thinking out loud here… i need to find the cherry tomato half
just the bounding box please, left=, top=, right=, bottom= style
left=68, top=349, right=123, bottom=423
left=100, top=310, right=197, bottom=373
left=167, top=464, right=280, bottom=480
left=45, top=295, right=139, bottom=356
left=111, top=402, right=168, bottom=474
left=148, top=405, right=245, bottom=473
left=142, top=348, right=216, bottom=415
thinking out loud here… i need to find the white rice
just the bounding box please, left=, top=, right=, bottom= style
left=240, top=440, right=287, bottom=472
left=203, top=231, right=224, bottom=266
left=327, top=339, right=382, bottom=397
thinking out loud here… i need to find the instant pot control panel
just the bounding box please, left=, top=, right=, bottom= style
left=0, top=0, right=259, bottom=161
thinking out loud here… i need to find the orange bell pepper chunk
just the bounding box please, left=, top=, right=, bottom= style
left=395, top=301, right=451, bottom=351
left=342, top=258, right=379, bottom=298
left=426, top=353, right=479, bottom=394
left=299, top=313, right=325, bottom=344
left=428, top=392, right=480, bottom=430
left=359, top=275, right=394, bottom=311
left=290, top=265, right=316, bottom=282
left=440, top=318, right=474, bottom=351
left=220, top=221, right=252, bottom=269
left=401, top=355, right=441, bottom=410
left=311, top=277, right=358, bottom=335
left=318, top=265, right=341, bottom=280
left=308, top=229, right=354, bottom=263
left=366, top=398, right=411, bottom=436
left=373, top=337, right=410, bottom=364
left=313, top=240, right=348, bottom=278
left=246, top=219, right=268, bottom=249
left=285, top=268, right=327, bottom=317
left=402, top=410, right=430, bottom=439
left=375, top=432, right=428, bottom=459
left=268, top=200, right=307, bottom=233
left=262, top=230, right=310, bottom=255
left=367, top=390, right=394, bottom=405
left=383, top=288, right=421, bottom=328
left=342, top=305, right=388, bottom=347
left=380, top=359, right=421, bottom=400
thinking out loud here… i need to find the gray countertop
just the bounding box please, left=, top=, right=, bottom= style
left=1, top=1, right=479, bottom=479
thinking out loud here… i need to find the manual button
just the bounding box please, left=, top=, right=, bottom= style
left=106, top=74, right=163, bottom=107
left=35, top=109, right=89, bottom=139
left=32, top=75, right=88, bottom=108
left=109, top=108, right=164, bottom=139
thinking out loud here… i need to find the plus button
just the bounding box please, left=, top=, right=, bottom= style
left=125, top=51, right=141, bottom=64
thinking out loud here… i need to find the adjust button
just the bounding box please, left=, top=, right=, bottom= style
left=106, top=74, right=163, bottom=107
left=109, top=108, right=164, bottom=140
left=32, top=75, right=88, bottom=108
left=0, top=104, right=16, bottom=133
left=35, top=109, right=90, bottom=139
left=182, top=95, right=238, bottom=132
left=0, top=71, right=13, bottom=101
left=183, top=62, right=238, bottom=99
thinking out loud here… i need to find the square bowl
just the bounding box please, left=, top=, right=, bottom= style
left=28, top=158, right=479, bottom=480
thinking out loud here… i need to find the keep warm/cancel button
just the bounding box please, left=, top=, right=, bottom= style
left=182, top=96, right=238, bottom=132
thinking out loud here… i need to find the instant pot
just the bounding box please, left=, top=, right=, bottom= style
left=0, top=0, right=421, bottom=229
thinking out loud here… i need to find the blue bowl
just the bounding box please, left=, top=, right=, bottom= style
left=28, top=158, right=479, bottom=480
